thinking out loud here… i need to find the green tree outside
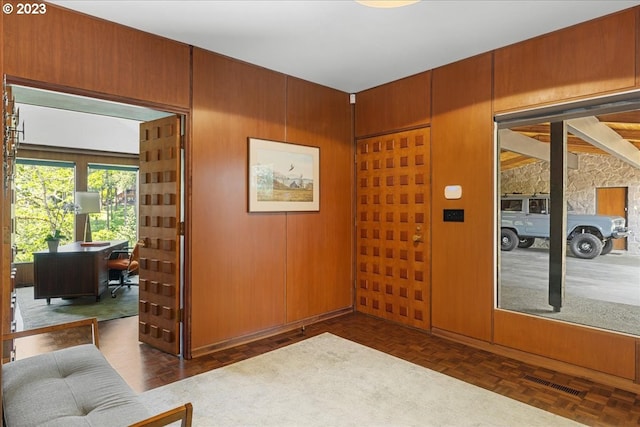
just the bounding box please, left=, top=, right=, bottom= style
left=14, top=163, right=138, bottom=262
left=88, top=166, right=138, bottom=246
left=14, top=163, right=75, bottom=261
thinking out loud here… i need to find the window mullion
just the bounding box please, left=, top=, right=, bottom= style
left=548, top=121, right=567, bottom=312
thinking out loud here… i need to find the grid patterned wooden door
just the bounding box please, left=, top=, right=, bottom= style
left=356, top=128, right=430, bottom=329
left=138, top=115, right=182, bottom=355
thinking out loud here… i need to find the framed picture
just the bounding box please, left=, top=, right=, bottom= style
left=248, top=138, right=320, bottom=212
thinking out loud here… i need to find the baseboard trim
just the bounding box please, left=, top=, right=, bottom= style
left=191, top=307, right=354, bottom=358
left=432, top=327, right=640, bottom=395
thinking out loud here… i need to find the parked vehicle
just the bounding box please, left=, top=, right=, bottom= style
left=500, top=194, right=629, bottom=259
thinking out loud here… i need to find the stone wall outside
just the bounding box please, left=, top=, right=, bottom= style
left=501, top=154, right=639, bottom=255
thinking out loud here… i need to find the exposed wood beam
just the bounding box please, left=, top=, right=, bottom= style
left=498, top=129, right=578, bottom=169
left=566, top=116, right=640, bottom=169
left=499, top=153, right=538, bottom=171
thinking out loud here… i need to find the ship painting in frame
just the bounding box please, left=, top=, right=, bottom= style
left=248, top=137, right=320, bottom=212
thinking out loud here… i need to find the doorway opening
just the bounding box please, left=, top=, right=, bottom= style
left=6, top=82, right=186, bottom=357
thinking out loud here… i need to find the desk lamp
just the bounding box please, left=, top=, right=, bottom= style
left=75, top=191, right=101, bottom=242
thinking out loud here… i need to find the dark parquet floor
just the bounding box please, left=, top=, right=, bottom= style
left=15, top=312, right=640, bottom=426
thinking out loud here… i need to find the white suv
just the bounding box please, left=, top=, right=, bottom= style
left=501, top=194, right=629, bottom=259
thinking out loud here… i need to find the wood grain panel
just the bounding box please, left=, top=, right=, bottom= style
left=431, top=53, right=493, bottom=341
left=190, top=49, right=288, bottom=349
left=495, top=9, right=636, bottom=113
left=494, top=310, right=636, bottom=380
left=356, top=129, right=431, bottom=330
left=3, top=3, right=190, bottom=109
left=355, top=72, right=430, bottom=138
left=284, top=78, right=353, bottom=322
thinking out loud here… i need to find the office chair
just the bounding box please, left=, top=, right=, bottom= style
left=107, top=240, right=143, bottom=298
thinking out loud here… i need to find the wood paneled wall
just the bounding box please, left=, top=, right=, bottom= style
left=354, top=6, right=640, bottom=385
left=490, top=8, right=640, bottom=381
left=355, top=72, right=431, bottom=138
left=491, top=8, right=640, bottom=383
left=2, top=3, right=190, bottom=109
left=494, top=9, right=637, bottom=113
left=1, top=0, right=640, bottom=384
left=494, top=310, right=636, bottom=380
left=190, top=50, right=287, bottom=350
left=284, top=78, right=353, bottom=323
left=190, top=49, right=352, bottom=353
left=2, top=4, right=353, bottom=358
left=430, top=53, right=494, bottom=342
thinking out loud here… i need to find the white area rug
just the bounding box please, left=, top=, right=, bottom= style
left=139, top=333, right=581, bottom=426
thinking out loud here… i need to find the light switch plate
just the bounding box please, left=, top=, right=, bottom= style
left=444, top=185, right=462, bottom=199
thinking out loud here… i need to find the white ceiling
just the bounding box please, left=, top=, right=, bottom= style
left=50, top=0, right=640, bottom=93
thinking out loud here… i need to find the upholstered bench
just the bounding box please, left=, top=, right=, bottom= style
left=2, top=318, right=191, bottom=427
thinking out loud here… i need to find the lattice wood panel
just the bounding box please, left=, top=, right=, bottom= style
left=356, top=128, right=431, bottom=329
left=138, top=116, right=181, bottom=355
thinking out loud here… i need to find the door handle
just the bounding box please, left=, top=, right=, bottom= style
left=412, top=225, right=423, bottom=243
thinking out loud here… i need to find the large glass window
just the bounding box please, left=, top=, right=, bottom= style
left=87, top=164, right=138, bottom=245
left=14, top=160, right=76, bottom=261
left=497, top=97, right=640, bottom=337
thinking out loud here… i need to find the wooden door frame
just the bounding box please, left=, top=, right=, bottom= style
left=2, top=76, right=192, bottom=358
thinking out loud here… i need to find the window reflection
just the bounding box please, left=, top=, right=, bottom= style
left=497, top=105, right=639, bottom=337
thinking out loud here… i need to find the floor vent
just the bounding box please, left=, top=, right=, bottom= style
left=523, top=375, right=586, bottom=398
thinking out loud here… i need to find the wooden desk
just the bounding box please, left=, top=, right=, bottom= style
left=33, top=240, right=128, bottom=304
